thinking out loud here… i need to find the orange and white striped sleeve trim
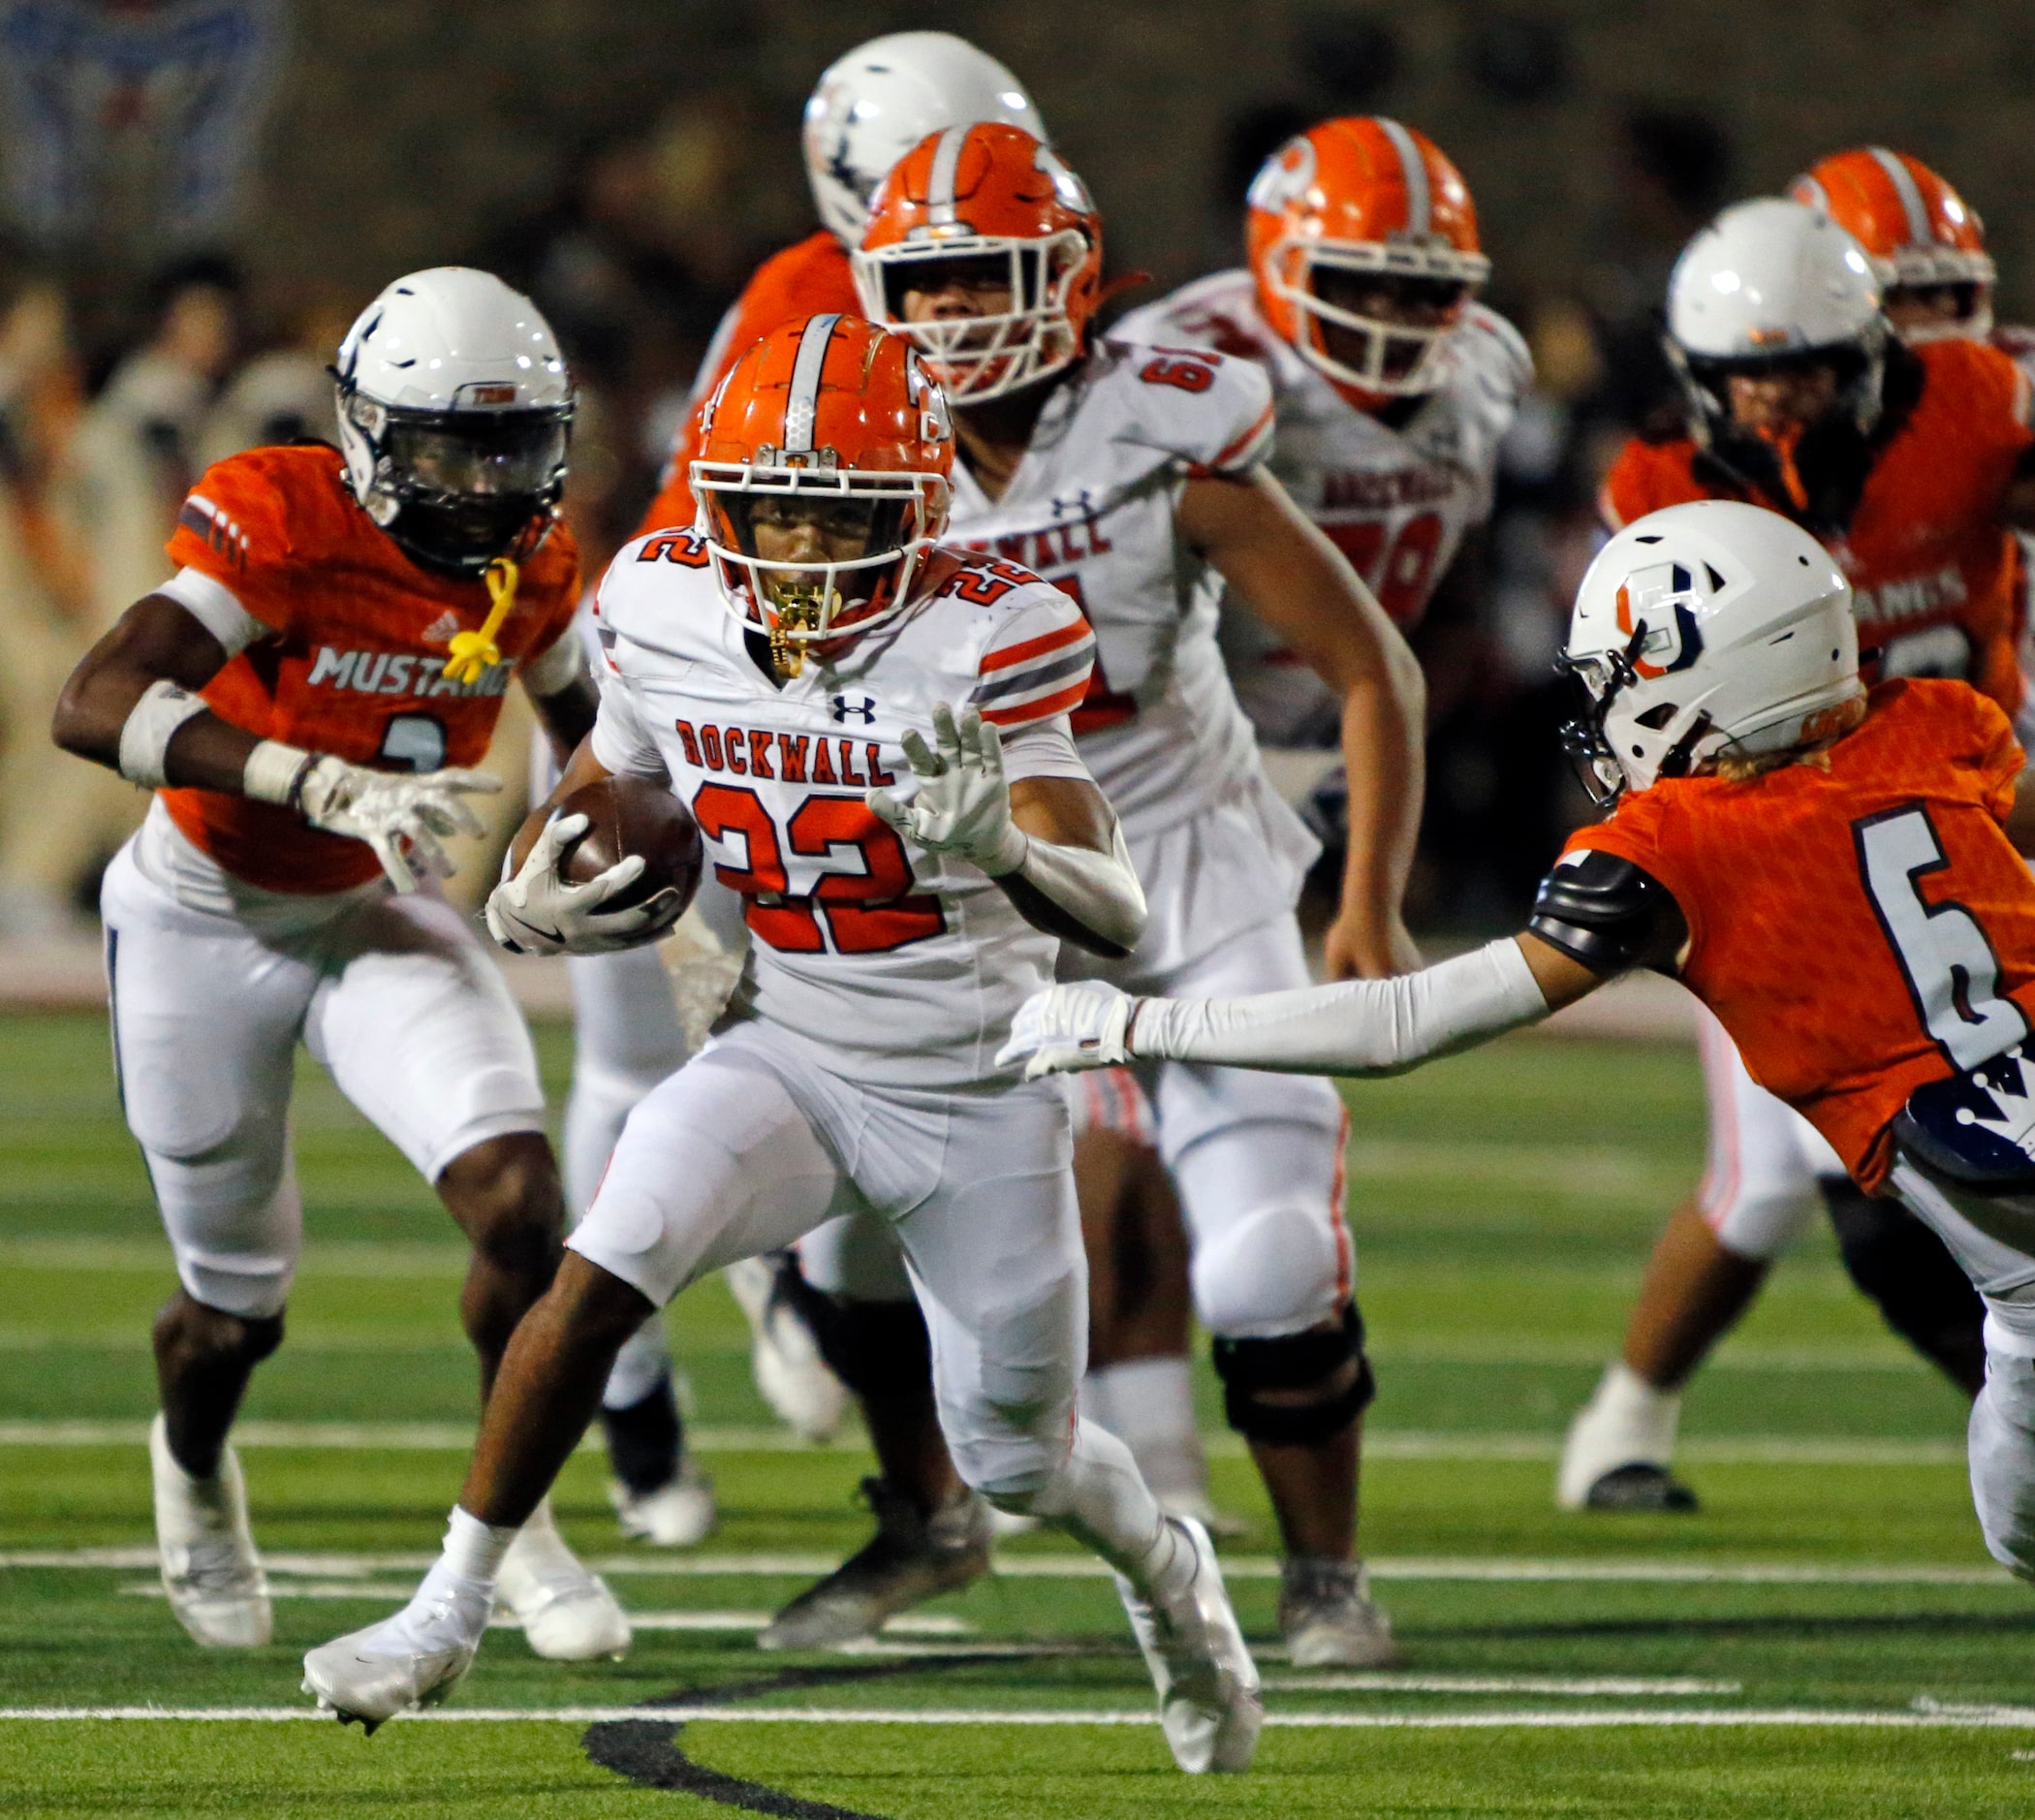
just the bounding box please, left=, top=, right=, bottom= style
left=970, top=594, right=1097, bottom=730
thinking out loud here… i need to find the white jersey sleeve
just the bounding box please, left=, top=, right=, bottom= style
left=1112, top=335, right=1277, bottom=479
left=966, top=575, right=1098, bottom=731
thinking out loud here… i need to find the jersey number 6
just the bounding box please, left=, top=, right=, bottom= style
left=1857, top=803, right=2030, bottom=1070
left=691, top=783, right=947, bottom=956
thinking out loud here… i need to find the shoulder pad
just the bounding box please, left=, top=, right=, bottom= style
left=1528, top=848, right=1677, bottom=976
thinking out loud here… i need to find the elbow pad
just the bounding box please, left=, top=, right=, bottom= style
left=1528, top=849, right=1673, bottom=976
left=1015, top=820, right=1148, bottom=955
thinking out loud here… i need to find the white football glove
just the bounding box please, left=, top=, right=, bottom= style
left=996, top=982, right=1139, bottom=1080
left=866, top=702, right=1028, bottom=875
left=295, top=756, right=500, bottom=894
left=484, top=812, right=684, bottom=957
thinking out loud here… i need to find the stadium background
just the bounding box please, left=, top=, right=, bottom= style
left=3, top=0, right=2033, bottom=934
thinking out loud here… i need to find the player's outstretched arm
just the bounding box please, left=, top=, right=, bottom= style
left=52, top=593, right=499, bottom=894
left=867, top=703, right=1147, bottom=957
left=999, top=932, right=1595, bottom=1080
left=1178, top=468, right=1425, bottom=983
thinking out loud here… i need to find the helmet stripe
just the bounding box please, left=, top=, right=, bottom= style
left=1376, top=117, right=1430, bottom=235
left=926, top=125, right=969, bottom=227
left=784, top=313, right=840, bottom=453
left=1866, top=146, right=1933, bottom=248
left=1794, top=173, right=1831, bottom=211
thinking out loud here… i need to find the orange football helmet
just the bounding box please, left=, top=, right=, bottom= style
left=1789, top=148, right=1994, bottom=343
left=1246, top=116, right=1490, bottom=401
left=854, top=122, right=1103, bottom=403
left=692, top=314, right=954, bottom=676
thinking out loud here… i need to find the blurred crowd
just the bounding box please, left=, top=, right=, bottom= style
left=0, top=96, right=1736, bottom=939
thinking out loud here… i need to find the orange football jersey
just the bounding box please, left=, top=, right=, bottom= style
left=639, top=230, right=857, bottom=534
left=1601, top=338, right=2034, bottom=714
left=162, top=444, right=581, bottom=894
left=1568, top=678, right=2035, bottom=1192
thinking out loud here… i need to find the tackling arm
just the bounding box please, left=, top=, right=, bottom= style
left=52, top=592, right=499, bottom=893
left=1179, top=468, right=1426, bottom=980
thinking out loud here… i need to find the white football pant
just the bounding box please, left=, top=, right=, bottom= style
left=569, top=1020, right=1086, bottom=1502
left=1887, top=1156, right=2035, bottom=1580
left=102, top=829, right=546, bottom=1321
left=1695, top=1005, right=1846, bottom=1261
left=562, top=944, right=690, bottom=1410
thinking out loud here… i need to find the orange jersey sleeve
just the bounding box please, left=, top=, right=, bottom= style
left=1599, top=437, right=1706, bottom=532
left=639, top=232, right=860, bottom=536
left=1565, top=678, right=2035, bottom=1191
left=160, top=446, right=581, bottom=894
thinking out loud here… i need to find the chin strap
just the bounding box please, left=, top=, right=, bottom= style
left=443, top=557, right=519, bottom=686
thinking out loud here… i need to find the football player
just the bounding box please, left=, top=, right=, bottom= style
left=1559, top=195, right=2035, bottom=1510
left=834, top=123, right=1425, bottom=1667
left=49, top=269, right=655, bottom=1660
left=1008, top=497, right=2035, bottom=1611
left=1115, top=116, right=1530, bottom=743
left=302, top=316, right=1264, bottom=1776
left=1097, top=116, right=1526, bottom=1493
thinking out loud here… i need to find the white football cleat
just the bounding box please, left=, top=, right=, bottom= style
left=1279, top=1558, right=1400, bottom=1668
left=495, top=1503, right=631, bottom=1661
left=303, top=1566, right=489, bottom=1733
left=610, top=1458, right=718, bottom=1548
left=1115, top=1517, right=1263, bottom=1774
left=149, top=1413, right=271, bottom=1648
left=1558, top=1363, right=1698, bottom=1512
left=724, top=1254, right=850, bottom=1443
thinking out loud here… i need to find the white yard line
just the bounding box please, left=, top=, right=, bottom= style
left=0, top=1418, right=1969, bottom=1467
left=0, top=1705, right=2030, bottom=1730
left=1260, top=1674, right=1742, bottom=1696
left=7, top=1545, right=2011, bottom=1586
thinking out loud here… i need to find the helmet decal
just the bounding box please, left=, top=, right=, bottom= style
left=1246, top=135, right=1317, bottom=215
left=1613, top=565, right=1707, bottom=678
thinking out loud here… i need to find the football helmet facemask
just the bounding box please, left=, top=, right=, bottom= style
left=855, top=123, right=1103, bottom=405
left=334, top=267, right=573, bottom=577
left=691, top=314, right=953, bottom=678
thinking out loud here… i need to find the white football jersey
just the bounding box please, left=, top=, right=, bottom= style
left=1118, top=271, right=1532, bottom=743
left=588, top=530, right=1097, bottom=1088
left=943, top=336, right=1278, bottom=838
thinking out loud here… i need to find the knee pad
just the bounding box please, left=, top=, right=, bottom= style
left=1825, top=1179, right=1987, bottom=1394
left=1212, top=1302, right=1374, bottom=1446
left=778, top=1263, right=933, bottom=1401
left=1189, top=1198, right=1347, bottom=1336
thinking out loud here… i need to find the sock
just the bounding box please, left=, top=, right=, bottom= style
left=600, top=1367, right=683, bottom=1494
left=602, top=1318, right=677, bottom=1412
left=1026, top=1418, right=1185, bottom=1597
left=441, top=1505, right=517, bottom=1589
left=1083, top=1356, right=1208, bottom=1503
left=1589, top=1361, right=1681, bottom=1460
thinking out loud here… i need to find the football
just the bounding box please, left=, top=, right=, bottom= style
left=552, top=773, right=704, bottom=916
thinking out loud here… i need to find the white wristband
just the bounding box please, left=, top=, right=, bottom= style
left=1132, top=937, right=1550, bottom=1076
left=116, top=679, right=211, bottom=789
left=243, top=738, right=319, bottom=807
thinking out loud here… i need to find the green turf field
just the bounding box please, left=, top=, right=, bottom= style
left=3, top=1008, right=2031, bottom=1818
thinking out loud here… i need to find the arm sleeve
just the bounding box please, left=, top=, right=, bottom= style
left=969, top=582, right=1097, bottom=730
left=166, top=455, right=295, bottom=637
left=155, top=565, right=269, bottom=656
left=1132, top=936, right=1550, bottom=1075
left=587, top=676, right=669, bottom=781
left=998, top=716, right=1091, bottom=783
left=519, top=625, right=587, bottom=697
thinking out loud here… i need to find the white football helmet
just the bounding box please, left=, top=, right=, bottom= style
left=801, top=32, right=1046, bottom=245
left=1666, top=197, right=1889, bottom=442
left=1560, top=499, right=1861, bottom=804
left=334, top=267, right=573, bottom=575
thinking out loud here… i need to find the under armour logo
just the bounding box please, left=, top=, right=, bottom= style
left=830, top=695, right=877, bottom=724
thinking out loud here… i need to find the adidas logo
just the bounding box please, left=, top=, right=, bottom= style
left=421, top=611, right=460, bottom=644
left=1961, top=1047, right=2035, bottom=1163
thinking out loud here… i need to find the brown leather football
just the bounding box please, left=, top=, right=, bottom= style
left=554, top=774, right=704, bottom=916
